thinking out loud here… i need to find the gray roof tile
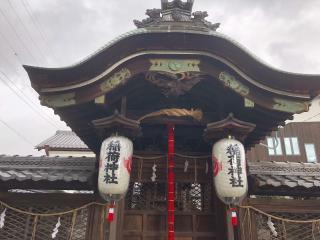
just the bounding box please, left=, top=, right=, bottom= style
left=35, top=130, right=90, bottom=151
left=1, top=155, right=319, bottom=191
left=249, top=161, right=320, bottom=188
left=0, top=155, right=95, bottom=184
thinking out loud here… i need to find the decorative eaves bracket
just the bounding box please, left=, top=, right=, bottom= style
left=91, top=110, right=142, bottom=140
left=203, top=113, right=256, bottom=143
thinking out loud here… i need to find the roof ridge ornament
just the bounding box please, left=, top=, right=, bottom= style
left=161, top=0, right=194, bottom=12
left=161, top=0, right=194, bottom=21
left=133, top=0, right=220, bottom=31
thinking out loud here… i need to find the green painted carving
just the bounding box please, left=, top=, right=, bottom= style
left=168, top=61, right=182, bottom=72
left=149, top=59, right=200, bottom=74
left=100, top=68, right=131, bottom=93
left=273, top=98, right=310, bottom=113
left=244, top=98, right=255, bottom=108
left=41, top=92, right=76, bottom=107
left=95, top=95, right=106, bottom=105
left=219, top=72, right=249, bottom=96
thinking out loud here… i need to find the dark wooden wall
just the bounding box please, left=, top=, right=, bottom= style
left=246, top=122, right=320, bottom=163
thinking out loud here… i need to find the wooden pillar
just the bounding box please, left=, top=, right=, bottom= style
left=214, top=193, right=228, bottom=239
left=86, top=205, right=106, bottom=240
left=167, top=124, right=175, bottom=240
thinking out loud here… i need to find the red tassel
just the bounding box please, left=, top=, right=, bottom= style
left=231, top=211, right=238, bottom=227
left=108, top=206, right=114, bottom=222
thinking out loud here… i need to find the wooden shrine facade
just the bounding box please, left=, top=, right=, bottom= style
left=1, top=155, right=320, bottom=239
left=3, top=0, right=319, bottom=239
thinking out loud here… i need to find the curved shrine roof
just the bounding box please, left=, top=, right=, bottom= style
left=24, top=29, right=320, bottom=97
left=23, top=0, right=320, bottom=152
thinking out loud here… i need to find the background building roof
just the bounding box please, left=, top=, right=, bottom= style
left=248, top=161, right=320, bottom=192
left=35, top=130, right=90, bottom=151
left=0, top=155, right=95, bottom=190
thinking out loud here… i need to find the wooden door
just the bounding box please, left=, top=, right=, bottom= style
left=118, top=156, right=227, bottom=240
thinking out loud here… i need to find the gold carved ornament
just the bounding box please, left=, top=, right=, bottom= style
left=273, top=98, right=310, bottom=113
left=100, top=68, right=131, bottom=93
left=40, top=68, right=131, bottom=108
left=218, top=71, right=250, bottom=96
left=138, top=108, right=203, bottom=122
left=40, top=92, right=76, bottom=108
left=149, top=59, right=200, bottom=74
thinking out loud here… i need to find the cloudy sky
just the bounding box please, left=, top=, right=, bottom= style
left=0, top=0, right=320, bottom=156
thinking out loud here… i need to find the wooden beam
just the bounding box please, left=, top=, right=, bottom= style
left=121, top=96, right=127, bottom=116
left=0, top=192, right=100, bottom=205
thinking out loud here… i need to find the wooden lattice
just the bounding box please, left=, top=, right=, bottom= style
left=121, top=155, right=222, bottom=239
left=127, top=154, right=213, bottom=213
left=0, top=204, right=89, bottom=240
left=125, top=182, right=213, bottom=213
left=240, top=207, right=320, bottom=240
left=256, top=212, right=320, bottom=240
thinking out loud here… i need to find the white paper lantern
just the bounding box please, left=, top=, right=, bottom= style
left=98, top=136, right=133, bottom=201
left=212, top=138, right=248, bottom=205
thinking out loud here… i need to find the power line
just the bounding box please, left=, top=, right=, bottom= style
left=0, top=30, right=59, bottom=126
left=0, top=70, right=59, bottom=125
left=0, top=25, right=43, bottom=99
left=0, top=117, right=34, bottom=147
left=302, top=112, right=320, bottom=122
left=0, top=71, right=59, bottom=129
left=21, top=0, right=59, bottom=62
left=0, top=71, right=60, bottom=129
left=0, top=4, right=40, bottom=64
left=0, top=26, right=24, bottom=63
left=6, top=0, right=49, bottom=65
left=5, top=0, right=48, bottom=63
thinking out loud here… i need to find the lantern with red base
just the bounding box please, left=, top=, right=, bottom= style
left=204, top=114, right=255, bottom=240
left=205, top=115, right=253, bottom=203
left=212, top=137, right=248, bottom=205
left=98, top=135, right=133, bottom=222
left=212, top=136, right=247, bottom=240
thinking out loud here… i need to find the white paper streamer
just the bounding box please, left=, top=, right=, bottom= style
left=151, top=163, right=157, bottom=182
left=267, top=216, right=277, bottom=237
left=0, top=208, right=6, bottom=229
left=184, top=160, right=189, bottom=172
left=51, top=217, right=61, bottom=239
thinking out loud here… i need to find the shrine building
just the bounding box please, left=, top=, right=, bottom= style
left=0, top=1, right=320, bottom=239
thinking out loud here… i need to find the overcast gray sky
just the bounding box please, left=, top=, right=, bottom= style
left=0, top=0, right=320, bottom=156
